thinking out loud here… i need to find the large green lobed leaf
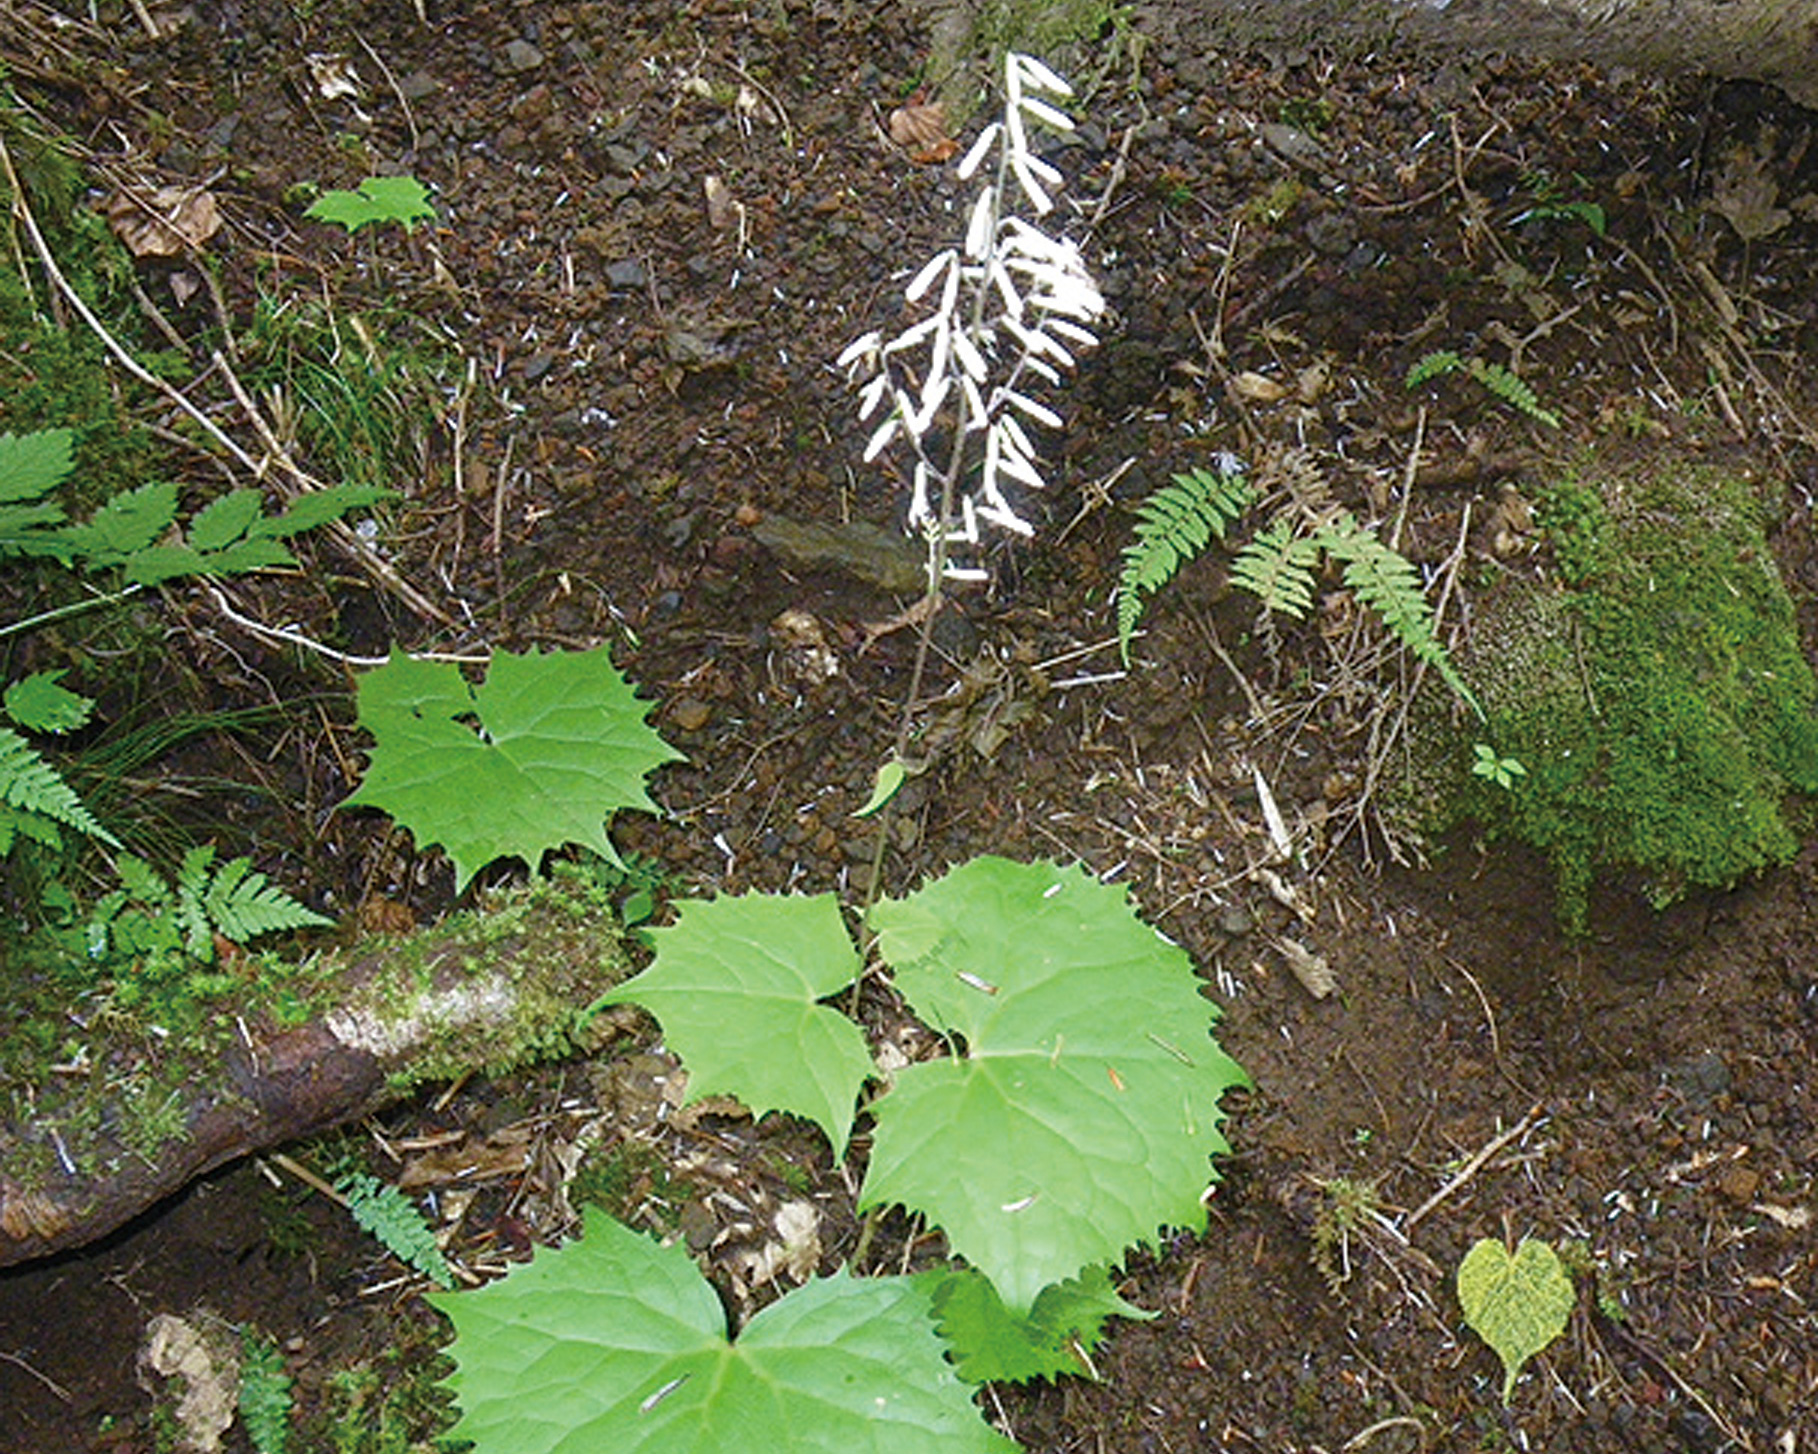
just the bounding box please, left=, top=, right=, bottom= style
left=343, top=647, right=683, bottom=891
left=865, top=857, right=1247, bottom=1311
left=433, top=1210, right=1016, bottom=1454
left=595, top=892, right=874, bottom=1155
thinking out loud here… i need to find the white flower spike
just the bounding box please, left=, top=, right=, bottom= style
left=833, top=51, right=1104, bottom=583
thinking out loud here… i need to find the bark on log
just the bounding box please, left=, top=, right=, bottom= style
left=1137, top=0, right=1818, bottom=108
left=0, top=883, right=630, bottom=1268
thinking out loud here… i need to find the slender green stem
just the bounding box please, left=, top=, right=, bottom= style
left=0, top=583, right=143, bottom=642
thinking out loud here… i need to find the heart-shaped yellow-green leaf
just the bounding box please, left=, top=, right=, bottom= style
left=1457, top=1237, right=1575, bottom=1402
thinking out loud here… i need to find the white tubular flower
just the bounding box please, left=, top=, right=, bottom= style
left=909, top=461, right=933, bottom=528
left=905, top=249, right=956, bottom=304
left=1016, top=94, right=1075, bottom=132
left=964, top=189, right=996, bottom=260
left=857, top=373, right=890, bottom=420
left=837, top=331, right=881, bottom=374
left=951, top=328, right=989, bottom=383
left=957, top=123, right=1001, bottom=180
left=1011, top=52, right=1073, bottom=97
left=863, top=415, right=900, bottom=462
left=1000, top=388, right=1063, bottom=429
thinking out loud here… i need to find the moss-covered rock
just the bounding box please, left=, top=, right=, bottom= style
left=1430, top=455, right=1818, bottom=928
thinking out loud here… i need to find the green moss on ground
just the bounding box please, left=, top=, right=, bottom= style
left=1430, top=457, right=1818, bottom=928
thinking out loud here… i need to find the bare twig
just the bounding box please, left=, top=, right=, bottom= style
left=1404, top=1103, right=1544, bottom=1231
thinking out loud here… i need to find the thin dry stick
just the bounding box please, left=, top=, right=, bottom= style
left=206, top=584, right=487, bottom=666
left=1404, top=1103, right=1544, bottom=1231
left=356, top=33, right=421, bottom=154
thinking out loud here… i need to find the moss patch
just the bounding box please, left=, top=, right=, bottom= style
left=1429, top=455, right=1818, bottom=928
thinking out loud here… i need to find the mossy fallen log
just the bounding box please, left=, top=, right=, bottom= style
left=0, top=875, right=632, bottom=1268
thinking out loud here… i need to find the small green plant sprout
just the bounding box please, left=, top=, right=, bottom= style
left=1406, top=350, right=1560, bottom=429
left=342, top=646, right=684, bottom=892
left=303, top=175, right=436, bottom=235
left=1470, top=743, right=1527, bottom=790
left=1456, top=1236, right=1576, bottom=1404
left=1116, top=459, right=1256, bottom=663
left=434, top=857, right=1248, bottom=1450
left=338, top=1171, right=456, bottom=1288
left=836, top=51, right=1105, bottom=588
left=1511, top=172, right=1606, bottom=237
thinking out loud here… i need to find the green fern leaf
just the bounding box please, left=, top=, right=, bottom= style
left=171, top=844, right=330, bottom=957
left=341, top=1172, right=455, bottom=1287
left=56, top=481, right=180, bottom=566
left=1316, top=515, right=1482, bottom=716
left=1465, top=360, right=1559, bottom=427
left=1405, top=351, right=1462, bottom=389
left=0, top=726, right=119, bottom=847
left=238, top=1330, right=294, bottom=1454
left=1230, top=522, right=1321, bottom=618
left=1117, top=467, right=1257, bottom=663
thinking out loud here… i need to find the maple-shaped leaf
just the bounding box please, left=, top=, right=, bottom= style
left=594, top=892, right=874, bottom=1155
left=343, top=647, right=683, bottom=891
left=864, top=857, right=1247, bottom=1311
left=925, top=1264, right=1154, bottom=1384
left=432, top=1210, right=1016, bottom=1454
left=304, top=175, right=437, bottom=234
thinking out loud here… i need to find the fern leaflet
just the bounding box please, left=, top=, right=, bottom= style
left=0, top=726, right=118, bottom=847
left=340, top=1172, right=456, bottom=1287
left=1316, top=516, right=1483, bottom=716
left=1466, top=359, right=1559, bottom=428
left=1231, top=522, right=1321, bottom=618
left=1405, top=350, right=1462, bottom=390
left=1117, top=466, right=1257, bottom=662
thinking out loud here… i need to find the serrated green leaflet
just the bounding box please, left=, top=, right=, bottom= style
left=925, top=1264, right=1153, bottom=1384
left=595, top=893, right=873, bottom=1155
left=433, top=1210, right=1016, bottom=1454
left=4, top=671, right=93, bottom=734
left=344, top=647, right=683, bottom=891
left=1457, top=1237, right=1576, bottom=1402
left=865, top=857, right=1247, bottom=1311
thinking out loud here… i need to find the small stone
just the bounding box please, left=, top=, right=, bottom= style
left=521, top=351, right=555, bottom=384
left=669, top=697, right=711, bottom=732
left=399, top=70, right=440, bottom=101
left=605, top=258, right=647, bottom=289
left=733, top=503, right=763, bottom=528
left=1217, top=903, right=1254, bottom=937
left=502, top=38, right=544, bottom=73
left=1717, top=1164, right=1760, bottom=1204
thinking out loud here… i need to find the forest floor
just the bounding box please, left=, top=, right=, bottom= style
left=2, top=0, right=1817, bottom=1450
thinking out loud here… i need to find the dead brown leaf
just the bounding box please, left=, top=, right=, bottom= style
left=105, top=186, right=222, bottom=257
left=888, top=98, right=958, bottom=163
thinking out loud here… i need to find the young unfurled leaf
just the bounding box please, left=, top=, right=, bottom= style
left=925, top=1264, right=1154, bottom=1384
left=1457, top=1237, right=1576, bottom=1402
left=854, top=757, right=907, bottom=818
left=592, top=893, right=873, bottom=1155
left=343, top=647, right=684, bottom=891
left=864, top=857, right=1247, bottom=1311
left=433, top=1211, right=1015, bottom=1454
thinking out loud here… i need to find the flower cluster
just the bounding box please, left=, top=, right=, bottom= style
left=837, top=52, right=1106, bottom=583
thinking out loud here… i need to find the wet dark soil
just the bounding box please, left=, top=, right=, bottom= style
left=3, top=0, right=1818, bottom=1450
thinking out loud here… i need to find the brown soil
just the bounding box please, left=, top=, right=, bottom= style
left=3, top=0, right=1817, bottom=1450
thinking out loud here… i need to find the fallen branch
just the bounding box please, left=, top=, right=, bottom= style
left=0, top=880, right=631, bottom=1268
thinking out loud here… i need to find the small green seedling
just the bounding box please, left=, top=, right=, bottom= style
left=304, top=176, right=436, bottom=235
left=1470, top=744, right=1527, bottom=790
left=1457, top=1236, right=1576, bottom=1403
left=852, top=758, right=906, bottom=818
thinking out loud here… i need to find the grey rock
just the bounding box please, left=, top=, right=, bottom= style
left=502, top=39, right=544, bottom=73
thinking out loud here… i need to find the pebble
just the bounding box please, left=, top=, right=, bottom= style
left=669, top=697, right=711, bottom=732
left=502, top=39, right=544, bottom=73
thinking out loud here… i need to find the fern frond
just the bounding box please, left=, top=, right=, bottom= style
left=1315, top=515, right=1483, bottom=716
left=238, top=1330, right=293, bottom=1454
left=200, top=853, right=332, bottom=944
left=1405, top=351, right=1462, bottom=389
left=340, top=1172, right=455, bottom=1287
left=0, top=726, right=119, bottom=847
left=1116, top=466, right=1257, bottom=662
left=171, top=844, right=330, bottom=958
left=1465, top=359, right=1559, bottom=427
left=1231, top=522, right=1321, bottom=619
